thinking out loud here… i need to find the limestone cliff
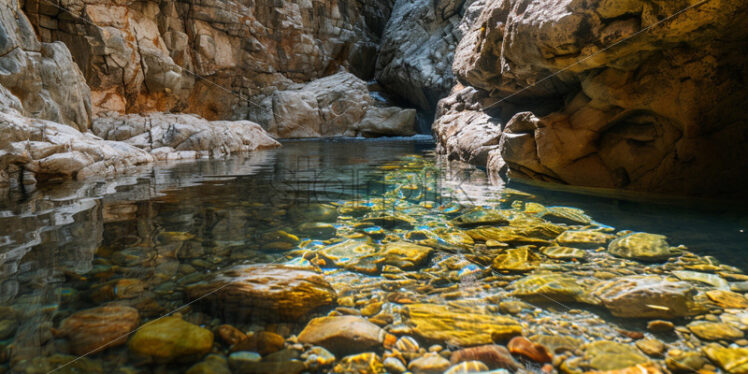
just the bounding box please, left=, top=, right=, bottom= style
left=433, top=0, right=748, bottom=195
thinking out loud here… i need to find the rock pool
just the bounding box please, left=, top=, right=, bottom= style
left=0, top=139, right=747, bottom=374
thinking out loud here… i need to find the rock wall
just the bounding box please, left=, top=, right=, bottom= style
left=22, top=0, right=395, bottom=120
left=434, top=0, right=748, bottom=195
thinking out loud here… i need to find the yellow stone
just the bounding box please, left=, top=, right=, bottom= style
left=404, top=304, right=522, bottom=347
left=705, top=290, right=748, bottom=309
left=492, top=247, right=542, bottom=272
left=128, top=316, right=213, bottom=361
left=703, top=344, right=748, bottom=374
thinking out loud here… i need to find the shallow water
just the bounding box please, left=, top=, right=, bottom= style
left=1, top=138, right=747, bottom=373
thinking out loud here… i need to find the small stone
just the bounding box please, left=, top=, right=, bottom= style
left=404, top=304, right=522, bottom=346
left=492, top=246, right=542, bottom=272
left=499, top=301, right=528, bottom=314
left=688, top=321, right=744, bottom=341
left=584, top=363, right=664, bottom=374
left=607, top=233, right=680, bottom=262
left=635, top=339, right=665, bottom=357
left=301, top=346, right=336, bottom=370
left=232, top=331, right=285, bottom=355
left=297, top=316, right=386, bottom=356
left=128, top=315, right=214, bottom=362
left=508, top=336, right=552, bottom=363
left=408, top=353, right=451, bottom=374
left=217, top=324, right=247, bottom=346
left=228, top=351, right=262, bottom=372
left=382, top=241, right=433, bottom=269
left=705, top=290, right=748, bottom=309
left=394, top=336, right=420, bottom=353
left=702, top=344, right=748, bottom=374
left=186, top=354, right=231, bottom=374
left=444, top=361, right=490, bottom=374
left=333, top=352, right=385, bottom=374
left=556, top=230, right=614, bottom=248
left=383, top=357, right=407, bottom=374
left=450, top=345, right=522, bottom=370
left=665, top=349, right=707, bottom=372
left=647, top=320, right=675, bottom=333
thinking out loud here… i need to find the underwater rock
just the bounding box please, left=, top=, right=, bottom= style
left=646, top=320, right=675, bottom=333
left=186, top=354, right=231, bottom=374
left=541, top=207, right=592, bottom=225
left=608, top=233, right=681, bottom=262
left=450, top=344, right=522, bottom=370
left=580, top=341, right=650, bottom=371
left=301, top=346, right=336, bottom=370
left=228, top=351, right=262, bottom=372
left=466, top=227, right=552, bottom=245
left=702, top=344, right=748, bottom=374
left=0, top=320, right=16, bottom=341
left=665, top=349, right=708, bottom=373
left=530, top=335, right=583, bottom=355
left=383, top=357, right=407, bottom=374
left=288, top=203, right=339, bottom=223
left=11, top=354, right=103, bottom=374
left=687, top=321, right=744, bottom=341
left=635, top=339, right=665, bottom=357
left=382, top=241, right=433, bottom=269
left=362, top=213, right=416, bottom=230
left=332, top=352, right=385, bottom=374
left=408, top=353, right=451, bottom=374
left=593, top=276, right=697, bottom=318
left=54, top=305, right=139, bottom=355
left=510, top=274, right=591, bottom=303
left=394, top=336, right=420, bottom=354
left=217, top=324, right=247, bottom=346
left=320, top=240, right=379, bottom=266
left=297, top=222, right=337, bottom=239
left=231, top=331, right=285, bottom=355
left=297, top=316, right=387, bottom=356
left=672, top=270, right=729, bottom=290
left=556, top=230, right=614, bottom=248
left=508, top=336, right=552, bottom=363
left=185, top=264, right=336, bottom=321
left=443, top=361, right=490, bottom=374
left=705, top=290, right=748, bottom=309
left=404, top=304, right=522, bottom=346
left=584, top=363, right=664, bottom=374
left=492, top=246, right=542, bottom=272
left=128, top=315, right=213, bottom=362
left=451, top=209, right=510, bottom=228
left=542, top=246, right=587, bottom=260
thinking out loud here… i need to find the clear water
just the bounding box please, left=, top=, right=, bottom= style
left=0, top=138, right=746, bottom=373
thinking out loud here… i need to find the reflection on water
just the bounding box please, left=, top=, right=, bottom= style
left=0, top=138, right=746, bottom=373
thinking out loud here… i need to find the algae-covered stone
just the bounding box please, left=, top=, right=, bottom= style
left=492, top=246, right=542, bottom=272
left=687, top=321, right=744, bottom=341
left=403, top=304, right=521, bottom=346
left=333, top=352, right=385, bottom=374
left=593, top=275, right=697, bottom=318
left=582, top=341, right=650, bottom=371
left=298, top=316, right=386, bottom=356
left=607, top=233, right=681, bottom=262
left=510, top=274, right=593, bottom=303
left=556, top=230, right=614, bottom=248
left=451, top=209, right=510, bottom=228
left=382, top=241, right=432, bottom=269
left=185, top=264, right=336, bottom=321
left=703, top=344, right=748, bottom=374
left=128, top=315, right=213, bottom=362
left=542, top=246, right=586, bottom=260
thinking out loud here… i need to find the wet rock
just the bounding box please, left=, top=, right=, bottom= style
left=288, top=204, right=339, bottom=223
left=492, top=246, right=542, bottom=272
left=0, top=320, right=16, bottom=340
left=128, top=315, right=213, bottom=362
left=705, top=290, right=748, bottom=309
left=297, top=316, right=386, bottom=356
left=185, top=264, right=336, bottom=321
left=510, top=274, right=591, bottom=303
left=593, top=276, right=697, bottom=318
left=232, top=331, right=285, bottom=355
left=297, top=222, right=337, bottom=239
left=702, top=344, right=748, bottom=374
left=382, top=241, right=432, bottom=269
left=383, top=357, right=407, bottom=374
left=542, top=246, right=587, bottom=260
left=404, top=304, right=522, bottom=346
left=228, top=351, right=262, bottom=372
left=665, top=349, right=708, bottom=373
left=530, top=335, right=583, bottom=354
left=508, top=336, right=552, bottom=363
left=362, top=213, right=416, bottom=230
left=320, top=240, right=378, bottom=267
left=556, top=230, right=614, bottom=248
left=332, top=352, right=385, bottom=374
left=450, top=344, right=522, bottom=370
left=444, top=361, right=490, bottom=374
left=217, top=324, right=247, bottom=346
left=635, top=339, right=665, bottom=357
left=451, top=209, right=510, bottom=228
left=53, top=305, right=139, bottom=355
left=301, top=346, right=336, bottom=370
left=394, top=336, right=420, bottom=354
left=581, top=341, right=650, bottom=371
left=584, top=363, right=664, bottom=374
left=687, top=321, right=744, bottom=341
left=646, top=320, right=675, bottom=333
left=672, top=271, right=729, bottom=290
left=408, top=353, right=451, bottom=374
left=186, top=354, right=231, bottom=374
left=11, top=354, right=102, bottom=374
left=356, top=106, right=417, bottom=137
left=499, top=301, right=530, bottom=315
left=607, top=233, right=681, bottom=262
left=541, top=207, right=592, bottom=226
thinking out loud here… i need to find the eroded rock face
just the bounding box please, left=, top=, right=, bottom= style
left=0, top=0, right=91, bottom=131
left=22, top=0, right=395, bottom=119
left=433, top=0, right=748, bottom=195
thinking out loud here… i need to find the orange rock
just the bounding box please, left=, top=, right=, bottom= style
left=54, top=305, right=140, bottom=355
left=217, top=324, right=247, bottom=346
left=231, top=331, right=285, bottom=355
left=585, top=363, right=664, bottom=374
left=450, top=344, right=522, bottom=370
left=383, top=333, right=397, bottom=350
left=508, top=336, right=552, bottom=363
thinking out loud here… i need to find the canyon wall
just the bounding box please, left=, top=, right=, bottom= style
left=432, top=0, right=748, bottom=195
